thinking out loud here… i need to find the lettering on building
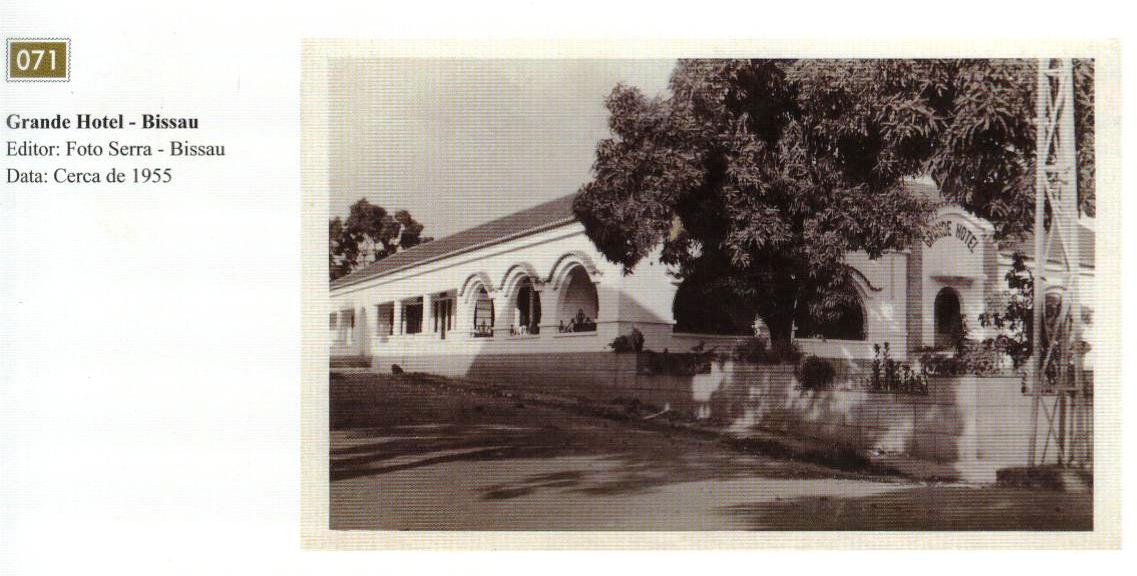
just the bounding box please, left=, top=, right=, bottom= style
left=923, top=217, right=979, bottom=254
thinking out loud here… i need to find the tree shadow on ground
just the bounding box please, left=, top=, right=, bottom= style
left=482, top=471, right=586, bottom=500
left=330, top=375, right=874, bottom=498
left=720, top=486, right=1092, bottom=531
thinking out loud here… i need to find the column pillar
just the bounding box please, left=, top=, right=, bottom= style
left=492, top=293, right=510, bottom=338
left=539, top=284, right=559, bottom=335
left=423, top=293, right=434, bottom=337
left=366, top=304, right=380, bottom=356
left=530, top=283, right=548, bottom=336
left=392, top=301, right=403, bottom=336
left=455, top=293, right=474, bottom=339
left=357, top=306, right=368, bottom=355
left=341, top=309, right=353, bottom=346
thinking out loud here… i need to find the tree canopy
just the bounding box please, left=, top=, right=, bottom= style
left=329, top=199, right=432, bottom=280
left=574, top=59, right=1094, bottom=343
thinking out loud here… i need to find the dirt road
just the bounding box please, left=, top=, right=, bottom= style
left=329, top=374, right=1092, bottom=531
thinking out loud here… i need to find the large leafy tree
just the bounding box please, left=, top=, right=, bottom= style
left=329, top=199, right=432, bottom=280
left=927, top=59, right=1095, bottom=234
left=574, top=59, right=1094, bottom=344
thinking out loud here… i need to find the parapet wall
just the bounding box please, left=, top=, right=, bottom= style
left=362, top=351, right=1089, bottom=483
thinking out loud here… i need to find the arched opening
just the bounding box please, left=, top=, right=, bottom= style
left=471, top=286, right=495, bottom=338
left=934, top=287, right=963, bottom=348
left=795, top=293, right=867, bottom=341
left=512, top=276, right=542, bottom=335
left=558, top=266, right=598, bottom=332
left=672, top=278, right=758, bottom=335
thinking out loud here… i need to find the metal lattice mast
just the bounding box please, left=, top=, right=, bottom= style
left=1027, top=58, right=1088, bottom=468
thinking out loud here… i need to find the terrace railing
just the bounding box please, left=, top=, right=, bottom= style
left=558, top=318, right=597, bottom=333
left=510, top=324, right=540, bottom=336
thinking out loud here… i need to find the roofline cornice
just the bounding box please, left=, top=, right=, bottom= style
left=329, top=217, right=579, bottom=293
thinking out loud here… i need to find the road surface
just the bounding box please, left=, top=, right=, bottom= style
left=329, top=374, right=1092, bottom=531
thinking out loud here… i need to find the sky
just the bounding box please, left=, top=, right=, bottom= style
left=328, top=59, right=676, bottom=238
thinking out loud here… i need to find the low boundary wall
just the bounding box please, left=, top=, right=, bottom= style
left=351, top=350, right=1089, bottom=483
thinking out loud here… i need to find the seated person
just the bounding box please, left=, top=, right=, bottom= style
left=571, top=308, right=595, bottom=332
left=574, top=308, right=587, bottom=326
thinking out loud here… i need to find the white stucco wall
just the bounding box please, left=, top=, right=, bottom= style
left=329, top=222, right=680, bottom=366
left=915, top=207, right=997, bottom=350
left=330, top=206, right=1095, bottom=371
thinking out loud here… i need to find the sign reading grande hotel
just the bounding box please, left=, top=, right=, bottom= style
left=922, top=217, right=980, bottom=254
left=7, top=39, right=70, bottom=81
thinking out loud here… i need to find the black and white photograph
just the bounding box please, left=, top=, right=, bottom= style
left=4, top=1, right=1132, bottom=571
left=316, top=54, right=1100, bottom=533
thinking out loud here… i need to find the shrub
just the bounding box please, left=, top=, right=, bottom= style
left=918, top=339, right=1006, bottom=377
left=609, top=327, right=645, bottom=353
left=917, top=316, right=1012, bottom=377
left=732, top=336, right=801, bottom=364
left=799, top=356, right=836, bottom=390
left=638, top=350, right=713, bottom=375
left=767, top=339, right=803, bottom=364
left=733, top=336, right=768, bottom=363
left=916, top=347, right=961, bottom=376
left=867, top=342, right=926, bottom=393
left=608, top=334, right=634, bottom=353
left=688, top=340, right=718, bottom=356
left=629, top=327, right=645, bottom=352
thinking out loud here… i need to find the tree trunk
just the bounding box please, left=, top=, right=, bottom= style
left=766, top=315, right=794, bottom=345
left=764, top=296, right=797, bottom=345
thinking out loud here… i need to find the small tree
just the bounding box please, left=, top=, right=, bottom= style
left=979, top=251, right=1034, bottom=367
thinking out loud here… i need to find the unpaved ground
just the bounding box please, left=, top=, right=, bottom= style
left=329, top=374, right=1092, bottom=531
